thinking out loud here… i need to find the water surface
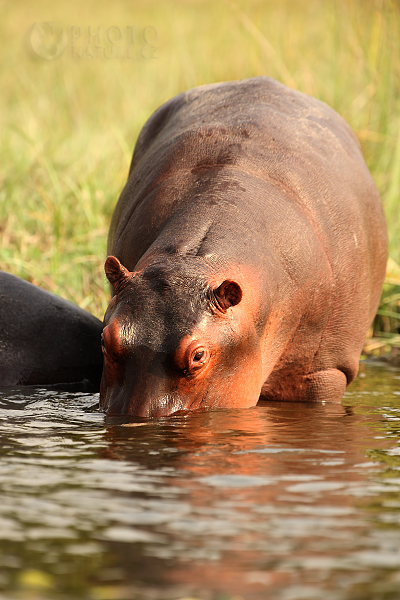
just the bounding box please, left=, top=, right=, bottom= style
left=0, top=362, right=400, bottom=599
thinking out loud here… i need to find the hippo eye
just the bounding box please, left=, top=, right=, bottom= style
left=101, top=327, right=122, bottom=362
left=101, top=333, right=112, bottom=360
left=175, top=338, right=211, bottom=376
left=188, top=346, right=209, bottom=372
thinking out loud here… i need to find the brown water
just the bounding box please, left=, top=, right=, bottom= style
left=0, top=362, right=400, bottom=600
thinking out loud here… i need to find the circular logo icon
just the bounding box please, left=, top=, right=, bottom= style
left=28, top=22, right=68, bottom=60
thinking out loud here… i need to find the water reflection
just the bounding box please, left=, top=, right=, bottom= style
left=0, top=362, right=399, bottom=599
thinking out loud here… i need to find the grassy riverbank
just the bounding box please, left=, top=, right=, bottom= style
left=0, top=0, right=399, bottom=350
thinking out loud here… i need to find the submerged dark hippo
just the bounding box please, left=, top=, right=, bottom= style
left=0, top=272, right=103, bottom=387
left=100, top=76, right=387, bottom=417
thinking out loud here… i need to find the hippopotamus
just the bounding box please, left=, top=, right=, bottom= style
left=0, top=271, right=103, bottom=387
left=100, top=76, right=388, bottom=417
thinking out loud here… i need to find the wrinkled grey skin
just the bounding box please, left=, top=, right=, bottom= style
left=0, top=272, right=103, bottom=387
left=101, top=77, right=388, bottom=417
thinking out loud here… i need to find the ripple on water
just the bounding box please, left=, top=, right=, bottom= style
left=0, top=364, right=399, bottom=599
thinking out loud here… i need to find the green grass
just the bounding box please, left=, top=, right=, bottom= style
left=0, top=0, right=399, bottom=347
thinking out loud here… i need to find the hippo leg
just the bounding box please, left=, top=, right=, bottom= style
left=302, top=369, right=348, bottom=402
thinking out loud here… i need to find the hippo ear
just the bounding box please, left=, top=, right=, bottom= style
left=104, top=256, right=131, bottom=294
left=213, top=280, right=242, bottom=312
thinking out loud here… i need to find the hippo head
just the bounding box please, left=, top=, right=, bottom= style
left=99, top=256, right=265, bottom=417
